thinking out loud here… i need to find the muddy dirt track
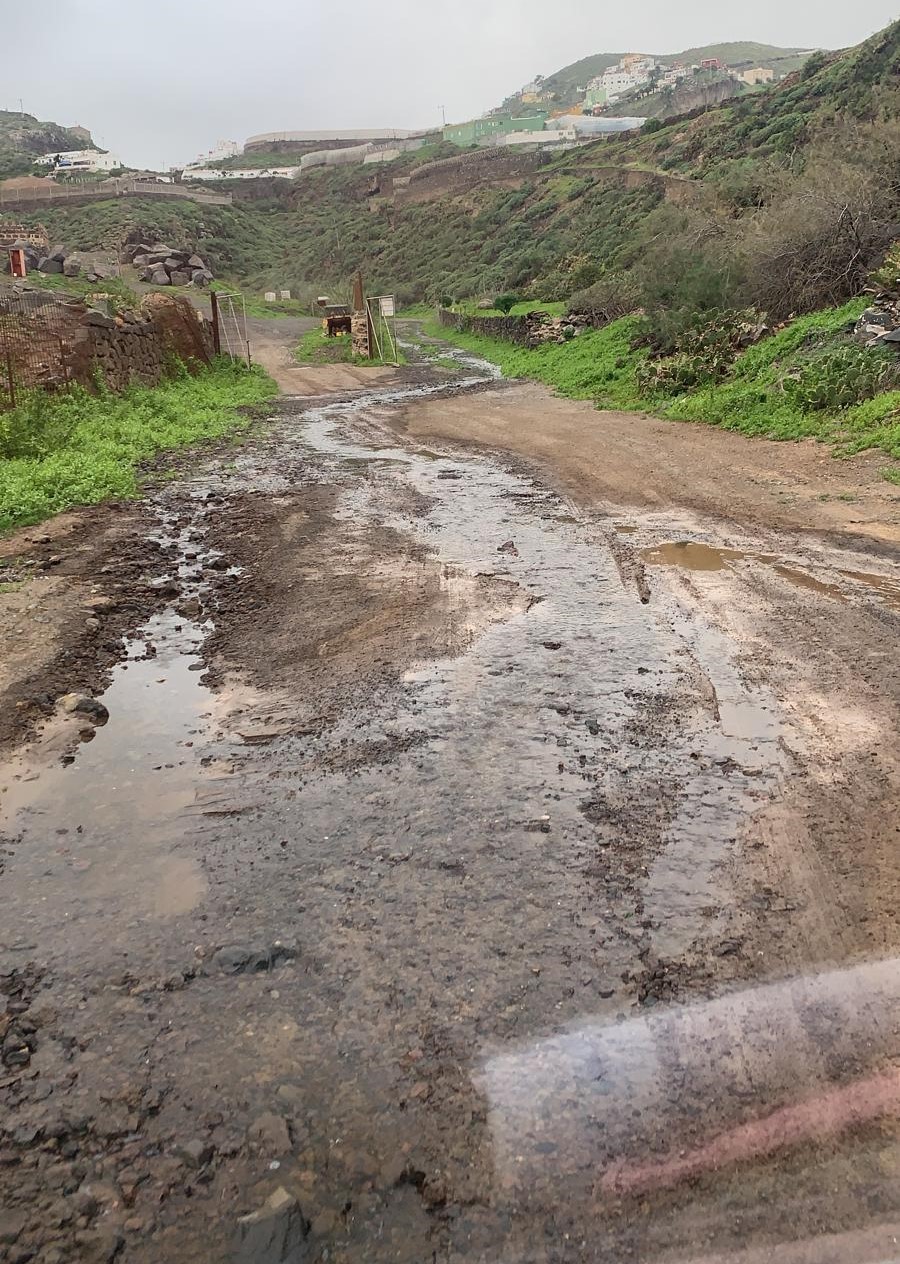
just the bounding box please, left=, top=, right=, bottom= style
left=1, top=326, right=899, bottom=1264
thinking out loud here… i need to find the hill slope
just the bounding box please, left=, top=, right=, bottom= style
left=508, top=42, right=814, bottom=110
left=0, top=111, right=98, bottom=180
left=10, top=20, right=899, bottom=320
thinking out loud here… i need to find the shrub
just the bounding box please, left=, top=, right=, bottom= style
left=494, top=293, right=520, bottom=315
left=781, top=345, right=900, bottom=411
left=636, top=309, right=767, bottom=393
left=568, top=271, right=641, bottom=324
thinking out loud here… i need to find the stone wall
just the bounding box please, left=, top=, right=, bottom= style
left=0, top=288, right=214, bottom=397
left=351, top=311, right=370, bottom=359
left=438, top=306, right=592, bottom=347
left=439, top=308, right=531, bottom=345
left=392, top=149, right=548, bottom=205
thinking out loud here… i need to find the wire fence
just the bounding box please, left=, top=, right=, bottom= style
left=211, top=292, right=251, bottom=367
left=0, top=291, right=80, bottom=410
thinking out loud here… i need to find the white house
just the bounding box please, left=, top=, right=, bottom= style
left=35, top=149, right=121, bottom=172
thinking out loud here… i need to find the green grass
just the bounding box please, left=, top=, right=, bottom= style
left=0, top=359, right=276, bottom=532
left=15, top=271, right=141, bottom=308
left=430, top=298, right=900, bottom=469
left=451, top=300, right=567, bottom=318
left=425, top=316, right=647, bottom=409
left=294, top=327, right=404, bottom=367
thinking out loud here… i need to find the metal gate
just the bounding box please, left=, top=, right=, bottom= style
left=210, top=291, right=251, bottom=368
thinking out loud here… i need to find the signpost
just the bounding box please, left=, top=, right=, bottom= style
left=368, top=294, right=399, bottom=365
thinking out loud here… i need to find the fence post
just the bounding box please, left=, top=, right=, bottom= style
left=5, top=349, right=16, bottom=410
left=210, top=290, right=221, bottom=355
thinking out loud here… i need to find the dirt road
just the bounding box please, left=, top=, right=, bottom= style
left=1, top=326, right=899, bottom=1264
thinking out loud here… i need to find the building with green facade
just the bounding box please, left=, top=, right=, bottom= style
left=443, top=112, right=549, bottom=147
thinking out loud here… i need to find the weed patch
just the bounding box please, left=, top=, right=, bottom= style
left=0, top=360, right=276, bottom=532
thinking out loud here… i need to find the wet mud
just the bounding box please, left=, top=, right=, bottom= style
left=1, top=342, right=899, bottom=1263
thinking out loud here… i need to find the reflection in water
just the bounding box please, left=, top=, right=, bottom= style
left=479, top=957, right=900, bottom=1209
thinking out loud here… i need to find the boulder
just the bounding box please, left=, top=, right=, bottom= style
left=132, top=254, right=149, bottom=269
left=49, top=245, right=67, bottom=263
left=169, top=270, right=191, bottom=286
left=38, top=258, right=64, bottom=275
left=163, top=257, right=183, bottom=273
left=63, top=259, right=82, bottom=278
left=150, top=269, right=170, bottom=286
left=187, top=254, right=206, bottom=270
left=147, top=252, right=171, bottom=266
left=191, top=269, right=209, bottom=286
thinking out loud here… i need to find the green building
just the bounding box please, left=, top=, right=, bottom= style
left=583, top=86, right=608, bottom=110
left=443, top=112, right=549, bottom=147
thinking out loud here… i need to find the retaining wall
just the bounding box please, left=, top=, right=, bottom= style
left=0, top=288, right=214, bottom=402
left=438, top=308, right=532, bottom=346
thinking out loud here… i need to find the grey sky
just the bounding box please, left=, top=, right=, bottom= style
left=4, top=0, right=897, bottom=170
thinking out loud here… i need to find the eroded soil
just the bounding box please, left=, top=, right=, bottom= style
left=1, top=328, right=899, bottom=1264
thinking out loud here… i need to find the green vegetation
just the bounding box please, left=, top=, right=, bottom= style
left=453, top=299, right=566, bottom=317
left=430, top=297, right=900, bottom=468
left=22, top=270, right=141, bottom=308
left=0, top=360, right=276, bottom=532
left=294, top=327, right=403, bottom=367
left=423, top=316, right=647, bottom=410
left=0, top=110, right=97, bottom=179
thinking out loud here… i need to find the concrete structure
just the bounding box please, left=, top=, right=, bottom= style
left=740, top=66, right=776, bottom=85
left=246, top=129, right=426, bottom=150
left=184, top=140, right=242, bottom=169
left=35, top=149, right=120, bottom=173
left=187, top=166, right=300, bottom=181
left=494, top=128, right=577, bottom=148
left=444, top=112, right=549, bottom=147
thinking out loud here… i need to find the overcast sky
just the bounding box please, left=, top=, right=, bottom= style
left=4, top=0, right=897, bottom=169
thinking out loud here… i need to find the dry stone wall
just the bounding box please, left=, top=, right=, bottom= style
left=438, top=307, right=592, bottom=347
left=0, top=287, right=214, bottom=397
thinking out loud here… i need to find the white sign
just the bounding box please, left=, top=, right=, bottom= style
left=379, top=296, right=395, bottom=317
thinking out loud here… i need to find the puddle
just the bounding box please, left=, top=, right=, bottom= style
left=206, top=382, right=796, bottom=963
left=841, top=568, right=900, bottom=612
left=642, top=539, right=900, bottom=611
left=0, top=498, right=231, bottom=954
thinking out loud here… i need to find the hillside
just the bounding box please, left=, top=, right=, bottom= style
left=9, top=19, right=899, bottom=322
left=506, top=41, right=814, bottom=111
left=608, top=21, right=900, bottom=179
left=0, top=111, right=97, bottom=179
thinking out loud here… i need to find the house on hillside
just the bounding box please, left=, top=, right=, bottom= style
left=739, top=66, right=776, bottom=85
left=34, top=149, right=120, bottom=173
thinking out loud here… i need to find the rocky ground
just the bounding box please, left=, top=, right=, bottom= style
left=0, top=328, right=899, bottom=1264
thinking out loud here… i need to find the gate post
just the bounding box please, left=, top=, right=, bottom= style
left=210, top=290, right=221, bottom=355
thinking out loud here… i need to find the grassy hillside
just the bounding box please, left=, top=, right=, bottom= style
left=674, top=42, right=811, bottom=72
left=0, top=111, right=97, bottom=180
left=12, top=19, right=899, bottom=319
left=613, top=22, right=900, bottom=178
